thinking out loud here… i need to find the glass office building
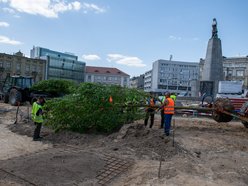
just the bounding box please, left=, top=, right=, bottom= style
left=31, top=47, right=85, bottom=83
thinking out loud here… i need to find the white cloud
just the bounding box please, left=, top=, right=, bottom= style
left=169, top=35, right=182, bottom=40
left=82, top=2, right=105, bottom=14
left=0, top=35, right=22, bottom=45
left=82, top=54, right=101, bottom=61
left=72, top=1, right=81, bottom=10
left=0, top=21, right=9, bottom=27
left=107, top=54, right=146, bottom=67
left=2, top=7, right=15, bottom=13
left=193, top=37, right=199, bottom=41
left=0, top=0, right=105, bottom=18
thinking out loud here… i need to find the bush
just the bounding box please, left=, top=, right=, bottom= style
left=31, top=79, right=77, bottom=96
left=44, top=83, right=147, bottom=133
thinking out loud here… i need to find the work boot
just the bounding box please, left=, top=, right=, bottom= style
left=33, top=136, right=43, bottom=141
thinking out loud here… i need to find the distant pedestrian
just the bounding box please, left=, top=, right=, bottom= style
left=144, top=93, right=156, bottom=128
left=163, top=92, right=175, bottom=136
left=31, top=96, right=45, bottom=141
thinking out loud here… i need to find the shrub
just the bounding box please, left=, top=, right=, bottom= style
left=44, top=83, right=147, bottom=133
left=31, top=79, right=77, bottom=96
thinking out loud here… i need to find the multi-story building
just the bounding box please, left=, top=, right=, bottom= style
left=144, top=59, right=200, bottom=96
left=0, top=51, right=46, bottom=87
left=30, top=46, right=85, bottom=83
left=85, top=66, right=130, bottom=87
left=130, top=74, right=144, bottom=89
left=144, top=70, right=152, bottom=91
left=223, top=56, right=248, bottom=88
left=200, top=56, right=248, bottom=89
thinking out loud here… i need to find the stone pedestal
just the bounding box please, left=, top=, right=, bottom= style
left=201, top=37, right=224, bottom=96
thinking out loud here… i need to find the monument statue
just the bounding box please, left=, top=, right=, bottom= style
left=201, top=18, right=223, bottom=97
left=212, top=18, right=218, bottom=38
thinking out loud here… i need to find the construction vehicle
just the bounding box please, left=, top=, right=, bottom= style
left=1, top=75, right=50, bottom=106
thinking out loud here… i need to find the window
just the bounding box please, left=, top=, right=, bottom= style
left=6, top=62, right=11, bottom=69
left=16, top=63, right=21, bottom=71
left=25, top=64, right=30, bottom=72
left=37, top=66, right=42, bottom=73
left=32, top=65, right=36, bottom=72
left=87, top=75, right=91, bottom=81
left=236, top=70, right=244, bottom=77
left=227, top=70, right=233, bottom=76
left=0, top=61, right=3, bottom=67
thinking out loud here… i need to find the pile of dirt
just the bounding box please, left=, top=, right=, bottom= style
left=105, top=123, right=179, bottom=160
left=8, top=118, right=179, bottom=161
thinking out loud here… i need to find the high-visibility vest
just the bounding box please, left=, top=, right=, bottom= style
left=146, top=98, right=155, bottom=110
left=170, top=94, right=176, bottom=101
left=149, top=98, right=155, bottom=106
left=161, top=96, right=166, bottom=103
left=164, top=97, right=175, bottom=114
left=31, top=102, right=43, bottom=123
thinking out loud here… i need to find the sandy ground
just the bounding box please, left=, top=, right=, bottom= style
left=0, top=102, right=248, bottom=186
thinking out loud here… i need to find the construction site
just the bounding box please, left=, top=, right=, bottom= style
left=0, top=99, right=248, bottom=186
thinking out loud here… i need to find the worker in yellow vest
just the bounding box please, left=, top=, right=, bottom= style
left=31, top=96, right=45, bottom=141
left=170, top=92, right=177, bottom=102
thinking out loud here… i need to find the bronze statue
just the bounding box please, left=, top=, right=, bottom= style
left=212, top=18, right=218, bottom=38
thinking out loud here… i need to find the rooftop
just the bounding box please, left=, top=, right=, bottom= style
left=86, top=66, right=129, bottom=76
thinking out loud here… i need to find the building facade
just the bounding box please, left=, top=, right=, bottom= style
left=0, top=51, right=46, bottom=87
left=144, top=59, right=200, bottom=96
left=85, top=66, right=130, bottom=87
left=144, top=70, right=152, bottom=91
left=200, top=56, right=248, bottom=89
left=130, top=74, right=144, bottom=89
left=30, top=46, right=85, bottom=83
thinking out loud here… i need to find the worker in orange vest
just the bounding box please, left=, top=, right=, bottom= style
left=163, top=92, right=175, bottom=136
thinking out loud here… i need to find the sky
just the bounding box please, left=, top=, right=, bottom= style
left=0, top=0, right=247, bottom=77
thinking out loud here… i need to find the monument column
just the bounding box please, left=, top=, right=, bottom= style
left=201, top=18, right=224, bottom=97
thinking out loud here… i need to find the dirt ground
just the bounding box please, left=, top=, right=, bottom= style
left=0, top=102, right=248, bottom=186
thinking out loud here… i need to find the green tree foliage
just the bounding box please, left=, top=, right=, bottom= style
left=31, top=79, right=77, bottom=96
left=44, top=83, right=148, bottom=133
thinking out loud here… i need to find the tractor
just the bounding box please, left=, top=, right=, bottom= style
left=1, top=75, right=49, bottom=106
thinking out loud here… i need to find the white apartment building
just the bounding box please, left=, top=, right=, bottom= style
left=85, top=66, right=130, bottom=87
left=144, top=59, right=200, bottom=96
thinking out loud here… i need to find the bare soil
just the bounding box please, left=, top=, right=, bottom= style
left=0, top=102, right=248, bottom=186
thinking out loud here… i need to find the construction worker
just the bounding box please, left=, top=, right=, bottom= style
left=144, top=93, right=156, bottom=128
left=170, top=92, right=177, bottom=102
left=31, top=96, right=45, bottom=141
left=163, top=92, right=175, bottom=136
left=160, top=93, right=166, bottom=128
